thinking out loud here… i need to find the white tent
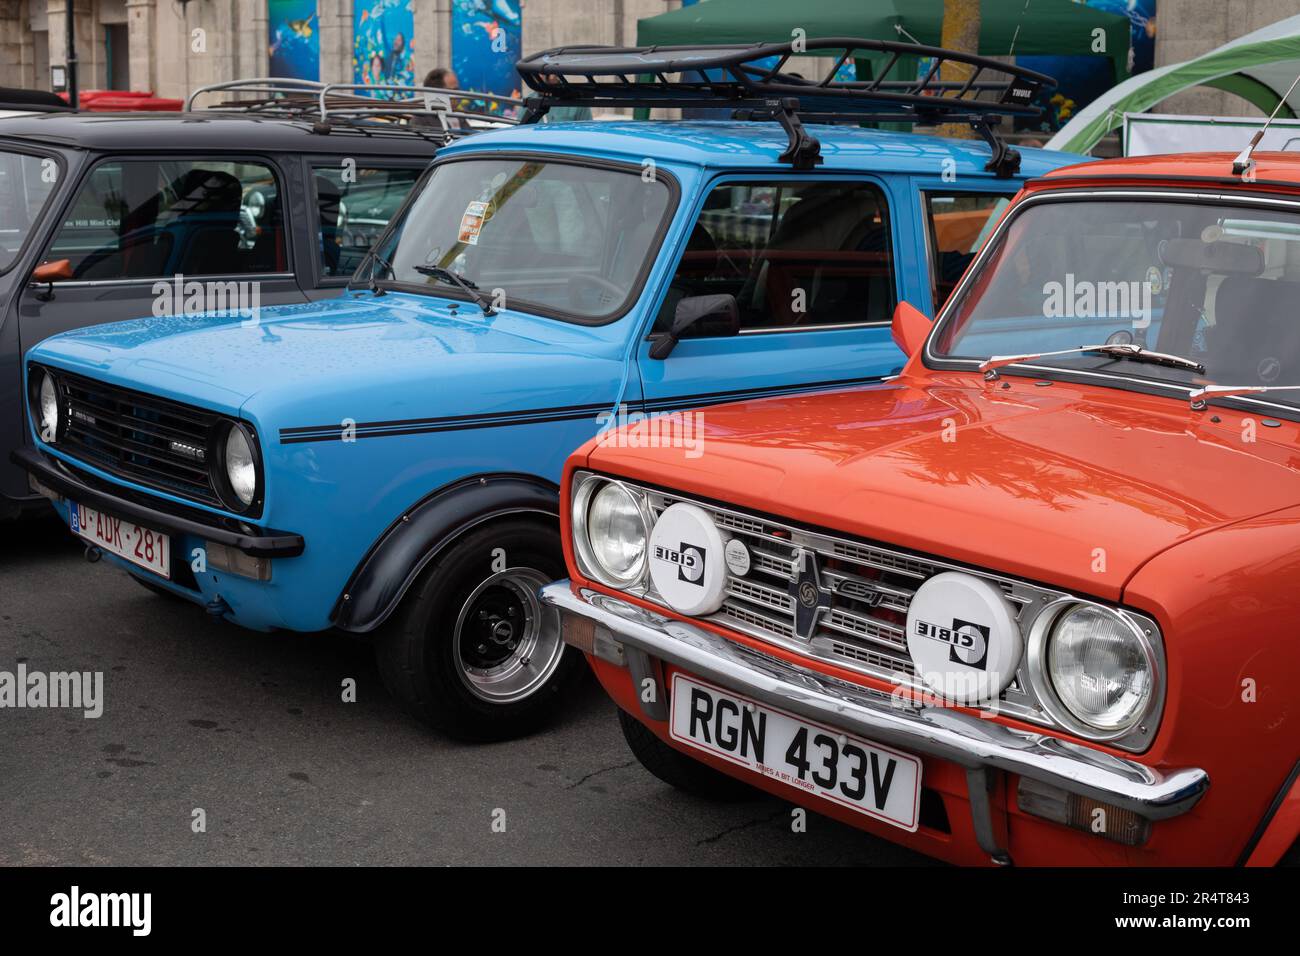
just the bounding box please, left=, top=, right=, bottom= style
left=1047, top=15, right=1300, bottom=155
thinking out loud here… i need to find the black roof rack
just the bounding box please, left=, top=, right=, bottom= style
left=185, top=79, right=521, bottom=144
left=516, top=38, right=1056, bottom=177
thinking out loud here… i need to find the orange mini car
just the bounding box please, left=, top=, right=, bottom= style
left=542, top=152, right=1300, bottom=866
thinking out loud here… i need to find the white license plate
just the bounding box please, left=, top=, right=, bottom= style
left=669, top=672, right=922, bottom=831
left=70, top=501, right=171, bottom=579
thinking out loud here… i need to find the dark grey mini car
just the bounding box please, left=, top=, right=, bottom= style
left=0, top=80, right=514, bottom=519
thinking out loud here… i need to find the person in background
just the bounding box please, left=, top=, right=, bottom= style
left=416, top=67, right=468, bottom=130
left=423, top=68, right=459, bottom=91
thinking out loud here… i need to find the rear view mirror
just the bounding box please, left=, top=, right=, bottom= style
left=890, top=301, right=931, bottom=359
left=1158, top=238, right=1263, bottom=276
left=32, top=259, right=73, bottom=283
left=30, top=259, right=73, bottom=302
left=649, top=293, right=739, bottom=360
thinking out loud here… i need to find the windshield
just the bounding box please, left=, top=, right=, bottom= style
left=369, top=157, right=673, bottom=322
left=932, top=197, right=1300, bottom=408
left=0, top=150, right=58, bottom=272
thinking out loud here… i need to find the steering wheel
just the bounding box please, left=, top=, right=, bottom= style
left=569, top=273, right=626, bottom=309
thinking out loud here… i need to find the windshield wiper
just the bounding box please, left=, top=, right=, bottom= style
left=1189, top=383, right=1300, bottom=410
left=979, top=343, right=1206, bottom=380
left=414, top=265, right=496, bottom=316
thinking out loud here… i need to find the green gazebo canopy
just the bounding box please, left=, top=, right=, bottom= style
left=637, top=0, right=1131, bottom=82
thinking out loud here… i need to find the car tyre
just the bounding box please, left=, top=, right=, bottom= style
left=618, top=706, right=756, bottom=801
left=374, top=516, right=585, bottom=742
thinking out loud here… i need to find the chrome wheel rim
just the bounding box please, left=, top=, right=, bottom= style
left=452, top=566, right=563, bottom=704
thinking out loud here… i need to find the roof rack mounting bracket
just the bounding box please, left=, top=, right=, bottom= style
left=520, top=95, right=550, bottom=125
left=970, top=115, right=1020, bottom=179
left=771, top=98, right=823, bottom=171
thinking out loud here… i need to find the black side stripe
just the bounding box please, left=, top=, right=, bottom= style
left=278, top=375, right=888, bottom=444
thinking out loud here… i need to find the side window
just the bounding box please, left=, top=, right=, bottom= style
left=46, top=159, right=287, bottom=280
left=313, top=165, right=423, bottom=278
left=924, top=192, right=1010, bottom=309
left=657, top=180, right=894, bottom=334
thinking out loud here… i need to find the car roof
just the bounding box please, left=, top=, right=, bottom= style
left=1041, top=151, right=1300, bottom=185
left=0, top=111, right=438, bottom=156
left=440, top=119, right=1076, bottom=179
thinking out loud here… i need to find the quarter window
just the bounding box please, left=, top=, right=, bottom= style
left=924, top=192, right=1010, bottom=309
left=46, top=159, right=287, bottom=280
left=656, top=180, right=894, bottom=334
left=0, top=151, right=58, bottom=272
left=313, top=166, right=423, bottom=278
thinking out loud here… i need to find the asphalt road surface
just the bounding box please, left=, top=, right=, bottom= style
left=1, top=514, right=930, bottom=866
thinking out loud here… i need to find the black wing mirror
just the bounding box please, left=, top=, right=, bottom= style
left=649, top=293, right=739, bottom=360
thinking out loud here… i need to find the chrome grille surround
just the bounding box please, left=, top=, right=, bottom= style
left=571, top=470, right=1165, bottom=753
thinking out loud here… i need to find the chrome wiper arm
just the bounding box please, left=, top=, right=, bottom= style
left=979, top=343, right=1205, bottom=380
left=413, top=264, right=496, bottom=315
left=1189, top=383, right=1300, bottom=410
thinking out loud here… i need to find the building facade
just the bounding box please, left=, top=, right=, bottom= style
left=0, top=0, right=676, bottom=102
left=8, top=1, right=1300, bottom=117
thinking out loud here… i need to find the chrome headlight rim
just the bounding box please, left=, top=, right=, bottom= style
left=28, top=365, right=64, bottom=445
left=1026, top=598, right=1161, bottom=742
left=212, top=419, right=263, bottom=516
left=571, top=473, right=651, bottom=590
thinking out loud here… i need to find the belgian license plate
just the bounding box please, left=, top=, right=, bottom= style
left=70, top=501, right=171, bottom=579
left=669, top=672, right=921, bottom=831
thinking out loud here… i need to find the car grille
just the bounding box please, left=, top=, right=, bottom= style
left=640, top=487, right=1064, bottom=729
left=52, top=370, right=222, bottom=507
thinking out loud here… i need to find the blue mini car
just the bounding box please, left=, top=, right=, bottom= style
left=15, top=41, right=1079, bottom=739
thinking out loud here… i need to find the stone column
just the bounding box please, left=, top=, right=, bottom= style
left=0, top=0, right=31, bottom=88
left=318, top=0, right=351, bottom=84
left=124, top=0, right=154, bottom=93
left=413, top=0, right=450, bottom=85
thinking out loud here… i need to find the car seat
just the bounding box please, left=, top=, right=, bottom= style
left=1209, top=275, right=1300, bottom=385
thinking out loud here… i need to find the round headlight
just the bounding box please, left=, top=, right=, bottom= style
left=580, top=480, right=647, bottom=587
left=37, top=371, right=59, bottom=443
left=223, top=424, right=258, bottom=508
left=1046, top=604, right=1153, bottom=732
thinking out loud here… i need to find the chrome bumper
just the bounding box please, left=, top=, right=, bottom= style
left=543, top=581, right=1209, bottom=833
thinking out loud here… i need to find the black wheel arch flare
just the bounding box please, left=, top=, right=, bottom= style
left=331, top=472, right=560, bottom=633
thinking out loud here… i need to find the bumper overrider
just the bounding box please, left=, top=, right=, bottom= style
left=542, top=580, right=1210, bottom=862
left=13, top=447, right=304, bottom=558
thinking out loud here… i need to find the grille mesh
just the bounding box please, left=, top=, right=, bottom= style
left=53, top=370, right=222, bottom=507
left=644, top=489, right=1052, bottom=712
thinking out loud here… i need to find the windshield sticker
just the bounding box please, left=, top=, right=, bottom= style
left=457, top=201, right=489, bottom=246
left=1145, top=265, right=1163, bottom=296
